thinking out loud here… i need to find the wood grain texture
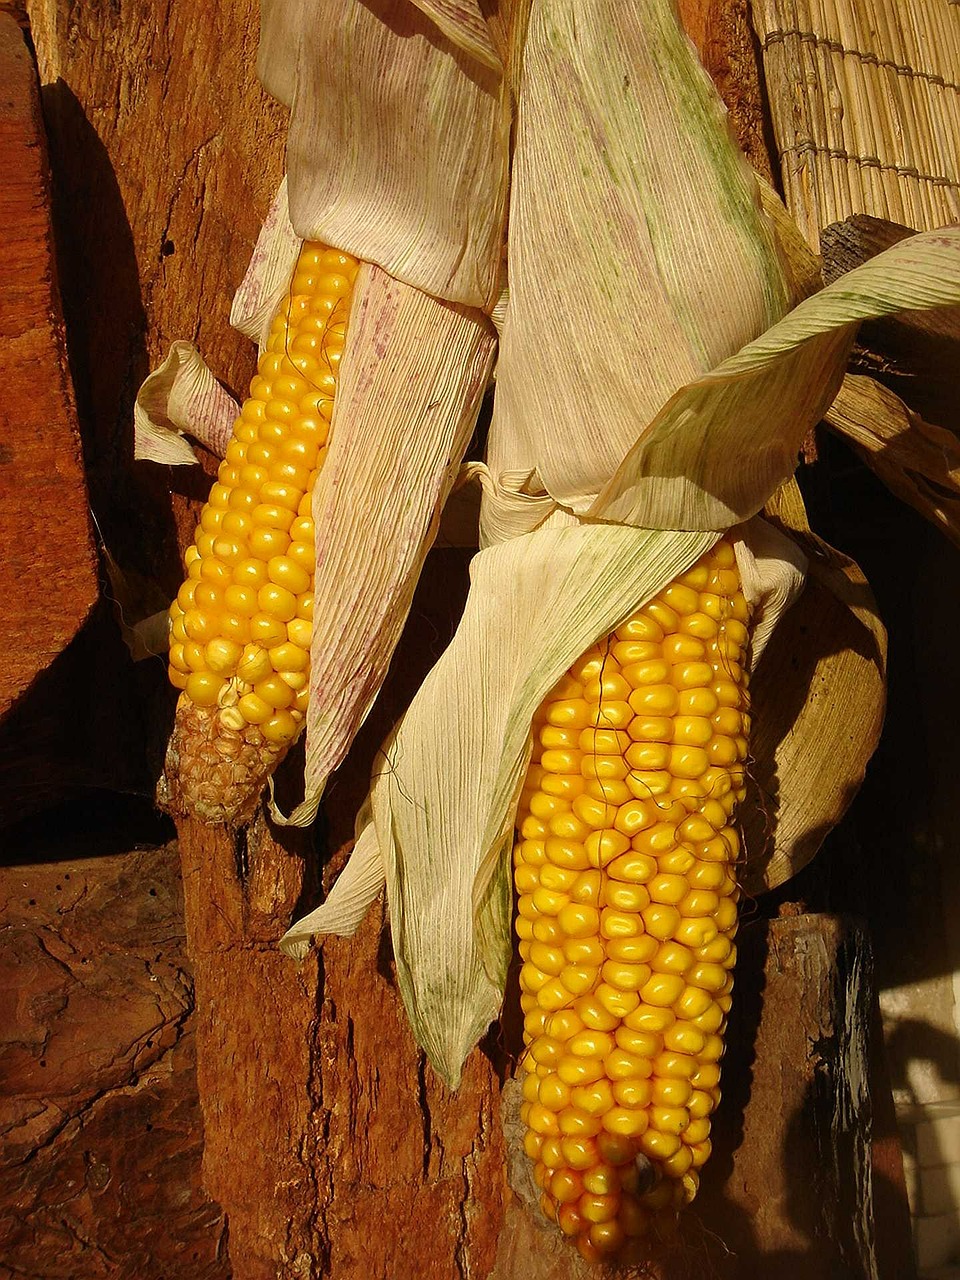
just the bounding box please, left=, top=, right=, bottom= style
left=0, top=11, right=97, bottom=721
left=0, top=844, right=226, bottom=1279
left=699, top=914, right=883, bottom=1278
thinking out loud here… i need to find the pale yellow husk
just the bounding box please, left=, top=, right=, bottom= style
left=257, top=0, right=510, bottom=310
left=273, top=265, right=496, bottom=826
left=488, top=0, right=790, bottom=516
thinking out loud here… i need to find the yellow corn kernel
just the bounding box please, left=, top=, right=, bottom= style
left=514, top=539, right=749, bottom=1258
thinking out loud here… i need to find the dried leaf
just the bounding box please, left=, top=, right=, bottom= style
left=756, top=174, right=823, bottom=304
left=281, top=818, right=385, bottom=957
left=98, top=539, right=172, bottom=662
left=742, top=479, right=887, bottom=894
left=594, top=227, right=960, bottom=530
left=826, top=373, right=960, bottom=548
left=271, top=265, right=497, bottom=826
left=133, top=341, right=238, bottom=464
left=228, top=179, right=302, bottom=348
left=259, top=0, right=510, bottom=309
left=408, top=0, right=501, bottom=69
left=489, top=0, right=790, bottom=512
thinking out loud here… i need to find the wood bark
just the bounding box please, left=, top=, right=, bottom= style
left=16, top=2, right=914, bottom=1278
left=0, top=843, right=226, bottom=1279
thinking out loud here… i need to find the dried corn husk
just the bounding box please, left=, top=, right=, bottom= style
left=281, top=520, right=805, bottom=1083
left=488, top=0, right=790, bottom=515
left=741, top=478, right=887, bottom=895
left=258, top=0, right=510, bottom=310
left=282, top=0, right=960, bottom=1087
left=134, top=341, right=238, bottom=465
left=279, top=266, right=496, bottom=825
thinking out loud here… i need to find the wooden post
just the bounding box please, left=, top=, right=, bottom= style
left=0, top=11, right=98, bottom=721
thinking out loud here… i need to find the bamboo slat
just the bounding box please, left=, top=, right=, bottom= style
left=752, top=0, right=960, bottom=245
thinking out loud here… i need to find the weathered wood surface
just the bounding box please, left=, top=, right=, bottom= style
left=702, top=913, right=883, bottom=1279
left=0, top=11, right=98, bottom=723
left=0, top=844, right=226, bottom=1279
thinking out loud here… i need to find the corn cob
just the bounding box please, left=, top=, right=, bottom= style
left=161, top=243, right=359, bottom=824
left=515, top=538, right=749, bottom=1264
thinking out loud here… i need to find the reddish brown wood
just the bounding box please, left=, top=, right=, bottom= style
left=0, top=11, right=98, bottom=721
left=0, top=844, right=226, bottom=1279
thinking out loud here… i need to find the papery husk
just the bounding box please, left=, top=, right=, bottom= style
left=488, top=0, right=791, bottom=512
left=282, top=519, right=805, bottom=1085
left=258, top=0, right=510, bottom=310
left=133, top=341, right=238, bottom=464
left=826, top=373, right=960, bottom=548
left=272, top=266, right=497, bottom=827
left=280, top=809, right=384, bottom=958
left=593, top=227, right=960, bottom=531
left=756, top=174, right=823, bottom=304
left=407, top=0, right=501, bottom=69
left=228, top=179, right=302, bottom=349
left=741, top=477, right=888, bottom=895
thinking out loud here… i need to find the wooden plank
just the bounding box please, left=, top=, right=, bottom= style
left=821, top=214, right=960, bottom=435
left=0, top=12, right=98, bottom=721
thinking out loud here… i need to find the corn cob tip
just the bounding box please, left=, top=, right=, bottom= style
left=158, top=694, right=290, bottom=825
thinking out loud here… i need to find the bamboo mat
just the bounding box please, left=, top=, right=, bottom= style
left=752, top=0, right=960, bottom=246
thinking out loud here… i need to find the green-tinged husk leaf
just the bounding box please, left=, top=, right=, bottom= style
left=593, top=227, right=960, bottom=530
left=742, top=479, right=887, bottom=894
left=488, top=0, right=790, bottom=512
left=258, top=0, right=510, bottom=310
left=271, top=265, right=496, bottom=827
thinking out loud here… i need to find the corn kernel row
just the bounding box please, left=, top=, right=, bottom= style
left=163, top=243, right=358, bottom=822
left=515, top=539, right=750, bottom=1264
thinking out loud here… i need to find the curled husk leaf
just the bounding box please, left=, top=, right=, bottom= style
left=742, top=478, right=887, bottom=894
left=134, top=341, right=238, bottom=464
